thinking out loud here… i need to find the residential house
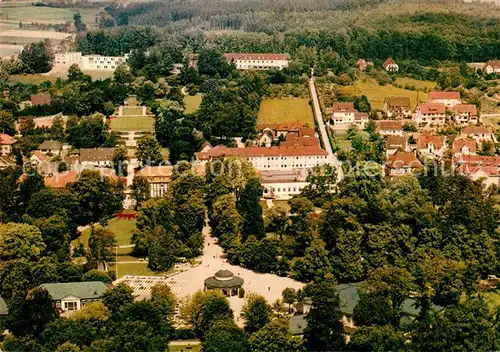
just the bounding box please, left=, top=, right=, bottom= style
left=256, top=122, right=308, bottom=141
left=416, top=134, right=446, bottom=158
left=386, top=150, right=423, bottom=176
left=330, top=102, right=369, bottom=129
left=383, top=96, right=411, bottom=119
left=31, top=93, right=52, bottom=106
left=0, top=133, right=16, bottom=156
left=355, top=59, right=373, bottom=71
left=258, top=130, right=273, bottom=147
left=40, top=281, right=108, bottom=315
left=43, top=169, right=119, bottom=188
left=223, top=53, right=290, bottom=70
left=453, top=104, right=478, bottom=125
left=385, top=135, right=409, bottom=156
left=196, top=145, right=330, bottom=171
left=454, top=154, right=500, bottom=188
left=197, top=141, right=212, bottom=154
left=137, top=165, right=174, bottom=198
left=452, top=138, right=477, bottom=157
left=484, top=60, right=500, bottom=74
left=413, top=103, right=446, bottom=127
left=382, top=57, right=399, bottom=72
left=427, top=91, right=461, bottom=108
left=39, top=140, right=63, bottom=155
left=461, top=125, right=495, bottom=144
left=79, top=148, right=116, bottom=168
left=260, top=169, right=309, bottom=200
left=376, top=120, right=404, bottom=136
left=280, top=128, right=319, bottom=147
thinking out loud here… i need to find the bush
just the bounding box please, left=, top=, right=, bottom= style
left=239, top=287, right=245, bottom=298
left=172, top=328, right=197, bottom=340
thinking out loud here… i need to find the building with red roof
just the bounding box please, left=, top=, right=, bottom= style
left=461, top=125, right=495, bottom=142
left=0, top=133, right=16, bottom=156
left=452, top=138, right=477, bottom=157
left=416, top=134, right=446, bottom=158
left=453, top=104, right=478, bottom=125
left=413, top=103, right=446, bottom=127
left=382, top=57, right=399, bottom=72
left=385, top=150, right=423, bottom=176
left=330, top=102, right=369, bottom=129
left=376, top=120, right=404, bottom=136
left=427, top=91, right=461, bottom=108
left=30, top=93, right=52, bottom=106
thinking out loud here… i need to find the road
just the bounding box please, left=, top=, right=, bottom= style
left=308, top=75, right=343, bottom=180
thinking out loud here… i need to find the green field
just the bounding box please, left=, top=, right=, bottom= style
left=0, top=4, right=101, bottom=25
left=110, top=116, right=154, bottom=132
left=9, top=74, right=57, bottom=84
left=332, top=130, right=369, bottom=152
left=109, top=262, right=168, bottom=278
left=340, top=78, right=428, bottom=110
left=169, top=342, right=202, bottom=352
left=394, top=77, right=437, bottom=91
left=72, top=216, right=137, bottom=249
left=184, top=94, right=202, bottom=114
left=257, top=98, right=314, bottom=125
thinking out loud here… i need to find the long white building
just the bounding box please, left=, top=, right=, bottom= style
left=54, top=52, right=128, bottom=71
left=224, top=53, right=290, bottom=70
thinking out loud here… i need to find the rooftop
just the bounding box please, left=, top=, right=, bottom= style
left=386, top=150, right=423, bottom=169
left=452, top=138, right=477, bottom=154
left=428, top=91, right=461, bottom=101
left=377, top=120, right=403, bottom=131
left=0, top=133, right=16, bottom=145
left=462, top=125, right=492, bottom=135
left=384, top=96, right=410, bottom=108
left=224, top=53, right=290, bottom=61
left=80, top=148, right=116, bottom=162
left=418, top=102, right=446, bottom=115
left=40, top=281, right=108, bottom=301
left=39, top=140, right=63, bottom=151
left=197, top=145, right=329, bottom=160
left=417, top=134, right=445, bottom=149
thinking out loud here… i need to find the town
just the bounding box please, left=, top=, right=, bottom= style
left=0, top=0, right=499, bottom=351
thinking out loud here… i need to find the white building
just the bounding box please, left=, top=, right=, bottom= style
left=260, top=169, right=309, bottom=200
left=427, top=91, right=461, bottom=108
left=484, top=60, right=500, bottom=74
left=137, top=166, right=174, bottom=198
left=79, top=148, right=116, bottom=168
left=0, top=133, right=16, bottom=156
left=382, top=57, right=399, bottom=72
left=40, top=281, right=107, bottom=315
left=54, top=52, right=128, bottom=71
left=377, top=120, right=404, bottom=136
left=224, top=53, right=290, bottom=70
left=453, top=104, right=478, bottom=125
left=196, top=145, right=329, bottom=171
left=329, top=102, right=369, bottom=130
left=416, top=134, right=446, bottom=158
left=413, top=103, right=446, bottom=127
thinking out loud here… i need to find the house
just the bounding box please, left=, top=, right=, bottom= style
left=31, top=93, right=52, bottom=106
left=197, top=141, right=212, bottom=154
left=386, top=150, right=423, bottom=176
left=330, top=102, right=368, bottom=129
left=55, top=52, right=128, bottom=71
left=39, top=140, right=63, bottom=155
left=259, top=169, right=308, bottom=200
left=413, top=103, right=446, bottom=127
left=456, top=164, right=499, bottom=188
left=40, top=281, right=108, bottom=315
left=376, top=120, right=404, bottom=136
left=416, top=134, right=446, bottom=158
left=196, top=145, right=329, bottom=171
left=484, top=60, right=500, bottom=74
left=79, top=148, right=116, bottom=167
left=385, top=135, right=409, bottom=156
left=452, top=138, right=477, bottom=157
left=355, top=59, right=374, bottom=71
left=461, top=125, right=495, bottom=143
left=137, top=166, right=174, bottom=198
left=382, top=57, right=399, bottom=72
left=109, top=95, right=155, bottom=147
left=453, top=104, right=478, bottom=125
left=383, top=97, right=411, bottom=119
left=0, top=133, right=16, bottom=156
left=223, top=53, right=290, bottom=70
left=258, top=131, right=273, bottom=147
left=280, top=128, right=319, bottom=147
left=427, top=91, right=461, bottom=108
left=43, top=169, right=119, bottom=188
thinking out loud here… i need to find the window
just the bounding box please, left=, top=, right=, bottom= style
left=64, top=301, right=78, bottom=311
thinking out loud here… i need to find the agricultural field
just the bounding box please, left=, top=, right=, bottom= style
left=8, top=74, right=57, bottom=84
left=0, top=3, right=101, bottom=25
left=184, top=94, right=202, bottom=114
left=257, top=98, right=314, bottom=125
left=339, top=78, right=428, bottom=110
left=0, top=29, right=72, bottom=45
left=394, top=77, right=436, bottom=91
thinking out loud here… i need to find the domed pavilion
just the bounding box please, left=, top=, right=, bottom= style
left=204, top=270, right=244, bottom=297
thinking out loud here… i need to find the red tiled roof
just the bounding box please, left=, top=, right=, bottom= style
left=281, top=136, right=319, bottom=147
left=462, top=125, right=492, bottom=135
left=224, top=53, right=290, bottom=61
left=31, top=150, right=47, bottom=162
left=452, top=138, right=477, bottom=154
left=197, top=145, right=328, bottom=160
left=31, top=93, right=52, bottom=106
left=457, top=164, right=499, bottom=177
left=455, top=154, right=500, bottom=167
left=485, top=60, right=500, bottom=68
left=377, top=120, right=403, bottom=131
left=0, top=134, right=16, bottom=145
left=44, top=169, right=118, bottom=188
left=354, top=112, right=369, bottom=121
left=256, top=122, right=306, bottom=132
left=382, top=57, right=397, bottom=68
left=332, top=102, right=355, bottom=112
left=137, top=166, right=173, bottom=178
left=386, top=150, right=423, bottom=168
left=454, top=104, right=477, bottom=115
left=417, top=134, right=445, bottom=149
left=418, top=102, right=446, bottom=115
left=299, top=127, right=315, bottom=137
left=428, top=91, right=461, bottom=101
left=385, top=135, right=407, bottom=148
left=384, top=96, right=410, bottom=108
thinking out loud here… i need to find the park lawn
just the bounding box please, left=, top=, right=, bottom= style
left=9, top=74, right=57, bottom=84
left=169, top=342, right=202, bottom=352
left=109, top=262, right=167, bottom=278
left=257, top=98, right=314, bottom=125
left=110, top=116, right=154, bottom=132
left=340, top=78, right=428, bottom=110
left=394, top=77, right=436, bottom=91
left=184, top=94, right=202, bottom=114
left=72, top=217, right=137, bottom=248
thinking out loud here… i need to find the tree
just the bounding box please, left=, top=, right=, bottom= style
left=198, top=48, right=233, bottom=77
left=87, top=226, right=116, bottom=266
left=82, top=269, right=112, bottom=284
left=112, top=146, right=128, bottom=176
left=291, top=239, right=332, bottom=282
left=67, top=113, right=109, bottom=148
left=147, top=226, right=179, bottom=271
left=131, top=175, right=150, bottom=207
left=364, top=267, right=415, bottom=311
left=353, top=292, right=399, bottom=326
left=250, top=319, right=305, bottom=352
left=150, top=283, right=176, bottom=316
left=73, top=12, right=87, bottom=32
left=70, top=302, right=110, bottom=321
left=0, top=222, right=45, bottom=261
left=203, top=319, right=249, bottom=352
left=210, top=194, right=241, bottom=247
left=19, top=40, right=53, bottom=73
left=301, top=164, right=337, bottom=206
left=282, top=288, right=297, bottom=313
left=304, top=278, right=345, bottom=351
left=136, top=135, right=163, bottom=166
left=102, top=283, right=134, bottom=315
left=265, top=204, right=288, bottom=240
left=33, top=214, right=71, bottom=259
left=242, top=293, right=271, bottom=333
left=0, top=110, right=16, bottom=136
left=56, top=341, right=81, bottom=352
left=237, top=176, right=265, bottom=240
left=349, top=325, right=405, bottom=351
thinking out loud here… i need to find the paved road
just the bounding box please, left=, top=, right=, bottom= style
left=308, top=76, right=343, bottom=180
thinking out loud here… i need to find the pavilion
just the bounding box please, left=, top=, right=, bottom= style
left=204, top=270, right=244, bottom=297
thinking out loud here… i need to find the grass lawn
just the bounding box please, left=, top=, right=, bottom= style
left=0, top=4, right=101, bottom=25
left=480, top=96, right=500, bottom=115
left=72, top=217, right=137, bottom=248
left=9, top=74, right=57, bottom=84
left=169, top=342, right=202, bottom=352
left=82, top=70, right=115, bottom=81
left=184, top=94, right=202, bottom=114
left=482, top=116, right=500, bottom=130
left=109, top=262, right=167, bottom=278
left=110, top=116, right=154, bottom=132
left=394, top=77, right=436, bottom=91
left=340, top=78, right=428, bottom=110
left=332, top=130, right=369, bottom=152
left=257, top=98, right=314, bottom=125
